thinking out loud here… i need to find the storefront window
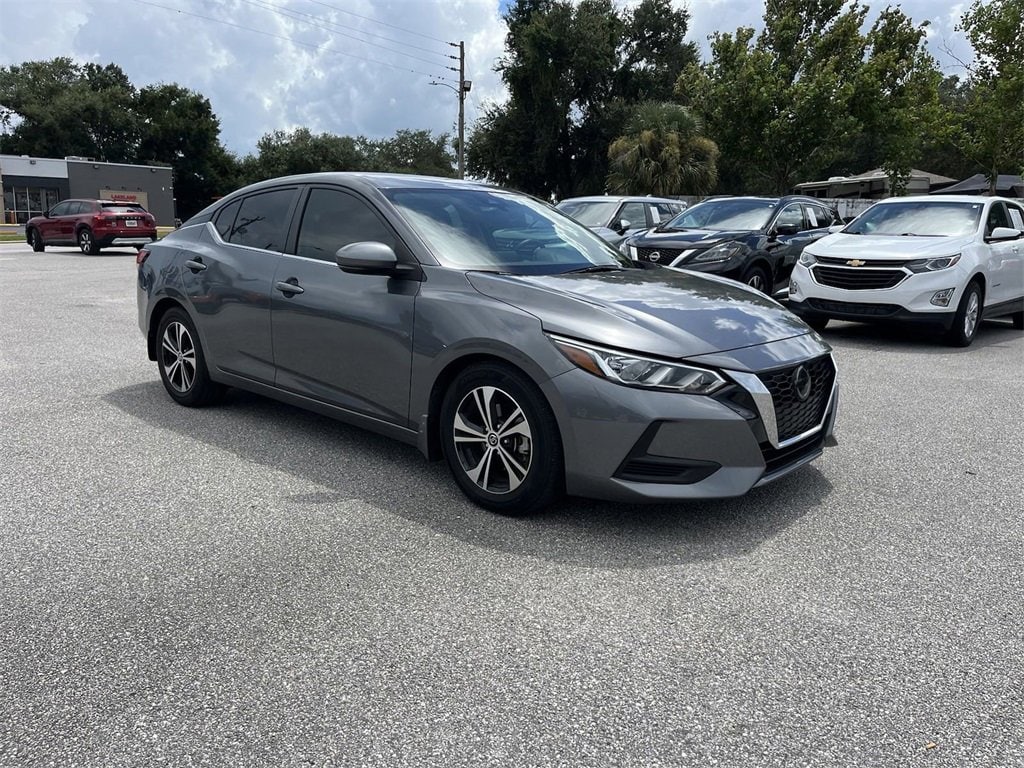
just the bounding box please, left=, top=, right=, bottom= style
left=3, top=185, right=62, bottom=224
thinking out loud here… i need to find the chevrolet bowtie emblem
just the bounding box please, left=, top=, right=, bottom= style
left=846, top=259, right=866, bottom=267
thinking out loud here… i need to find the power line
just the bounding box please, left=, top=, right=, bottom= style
left=237, top=0, right=458, bottom=69
left=302, top=0, right=454, bottom=46
left=131, top=0, right=457, bottom=82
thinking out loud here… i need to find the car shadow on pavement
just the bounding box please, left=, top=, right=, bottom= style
left=818, top=318, right=1019, bottom=352
left=105, top=381, right=834, bottom=569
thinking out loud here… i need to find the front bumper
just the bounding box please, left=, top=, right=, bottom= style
left=540, top=359, right=838, bottom=503
left=788, top=263, right=964, bottom=329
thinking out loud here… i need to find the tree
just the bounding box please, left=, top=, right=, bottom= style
left=955, top=0, right=1024, bottom=192
left=0, top=58, right=139, bottom=162
left=360, top=129, right=455, bottom=177
left=135, top=84, right=236, bottom=219
left=606, top=102, right=717, bottom=196
left=467, top=0, right=698, bottom=198
left=678, top=0, right=868, bottom=194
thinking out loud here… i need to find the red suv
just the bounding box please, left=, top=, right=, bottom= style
left=26, top=199, right=158, bottom=254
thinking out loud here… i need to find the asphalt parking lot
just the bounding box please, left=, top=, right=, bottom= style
left=1, top=242, right=1022, bottom=767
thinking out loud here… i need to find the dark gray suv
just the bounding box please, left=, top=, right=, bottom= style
left=137, top=173, right=838, bottom=514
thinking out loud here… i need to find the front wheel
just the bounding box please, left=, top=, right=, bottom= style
left=945, top=281, right=983, bottom=347
left=28, top=228, right=45, bottom=252
left=440, top=363, right=563, bottom=515
left=742, top=265, right=770, bottom=293
left=156, top=308, right=224, bottom=406
left=78, top=228, right=100, bottom=255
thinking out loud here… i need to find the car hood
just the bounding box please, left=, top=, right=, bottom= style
left=631, top=228, right=751, bottom=247
left=808, top=232, right=974, bottom=259
left=467, top=267, right=809, bottom=359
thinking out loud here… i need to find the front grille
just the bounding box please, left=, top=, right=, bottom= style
left=758, top=355, right=835, bottom=442
left=815, top=255, right=911, bottom=267
left=636, top=247, right=684, bottom=263
left=761, top=431, right=826, bottom=475
left=812, top=265, right=906, bottom=290
left=807, top=298, right=902, bottom=317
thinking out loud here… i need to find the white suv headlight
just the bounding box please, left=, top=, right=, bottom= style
left=549, top=335, right=727, bottom=394
left=799, top=251, right=817, bottom=267
left=905, top=254, right=961, bottom=273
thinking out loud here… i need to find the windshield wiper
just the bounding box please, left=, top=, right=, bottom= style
left=562, top=265, right=623, bottom=274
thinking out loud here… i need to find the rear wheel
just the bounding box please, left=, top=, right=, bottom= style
left=78, top=228, right=100, bottom=255
left=944, top=281, right=983, bottom=347
left=440, top=363, right=563, bottom=515
left=156, top=307, right=224, bottom=406
left=28, top=228, right=45, bottom=252
left=742, top=265, right=770, bottom=293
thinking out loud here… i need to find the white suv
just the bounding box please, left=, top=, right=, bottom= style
left=788, top=195, right=1024, bottom=346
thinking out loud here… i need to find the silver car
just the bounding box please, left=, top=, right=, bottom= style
left=137, top=174, right=838, bottom=515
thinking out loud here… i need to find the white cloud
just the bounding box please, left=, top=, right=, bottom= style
left=0, top=0, right=974, bottom=158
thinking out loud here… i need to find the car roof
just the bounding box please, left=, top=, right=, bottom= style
left=239, top=172, right=499, bottom=193
left=557, top=195, right=684, bottom=205
left=872, top=194, right=1010, bottom=205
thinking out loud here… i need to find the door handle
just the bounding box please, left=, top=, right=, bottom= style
left=275, top=279, right=304, bottom=295
left=184, top=258, right=207, bottom=272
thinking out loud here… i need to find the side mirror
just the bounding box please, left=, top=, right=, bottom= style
left=616, top=219, right=632, bottom=235
left=988, top=226, right=1021, bottom=242
left=774, top=223, right=801, bottom=237
left=336, top=241, right=400, bottom=274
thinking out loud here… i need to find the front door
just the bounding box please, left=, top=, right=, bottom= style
left=271, top=186, right=418, bottom=426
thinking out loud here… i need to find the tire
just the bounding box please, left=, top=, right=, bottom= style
left=742, top=265, right=770, bottom=293
left=440, top=362, right=563, bottom=515
left=1012, top=311, right=1023, bottom=330
left=28, top=228, right=45, bottom=252
left=944, top=281, right=983, bottom=347
left=155, top=307, right=224, bottom=406
left=805, top=316, right=830, bottom=332
left=78, top=228, right=100, bottom=255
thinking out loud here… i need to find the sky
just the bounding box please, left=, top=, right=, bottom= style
left=0, top=0, right=976, bottom=158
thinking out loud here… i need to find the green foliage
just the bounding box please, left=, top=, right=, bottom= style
left=955, top=0, right=1024, bottom=190
left=467, top=0, right=698, bottom=198
left=237, top=127, right=454, bottom=186
left=679, top=1, right=942, bottom=194
left=607, top=102, right=718, bottom=195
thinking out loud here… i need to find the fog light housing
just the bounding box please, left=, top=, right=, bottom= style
left=931, top=288, right=955, bottom=307
left=790, top=279, right=800, bottom=296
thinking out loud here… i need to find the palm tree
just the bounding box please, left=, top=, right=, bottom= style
left=607, top=102, right=719, bottom=196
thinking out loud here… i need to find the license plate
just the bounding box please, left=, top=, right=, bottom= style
left=125, top=219, right=138, bottom=227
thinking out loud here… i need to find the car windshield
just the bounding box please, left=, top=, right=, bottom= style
left=555, top=200, right=619, bottom=228
left=664, top=199, right=776, bottom=231
left=843, top=201, right=983, bottom=237
left=385, top=188, right=630, bottom=275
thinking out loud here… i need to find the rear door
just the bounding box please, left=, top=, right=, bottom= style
left=179, top=187, right=298, bottom=384
left=270, top=185, right=418, bottom=425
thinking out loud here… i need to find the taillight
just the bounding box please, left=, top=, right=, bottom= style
left=136, top=248, right=150, bottom=265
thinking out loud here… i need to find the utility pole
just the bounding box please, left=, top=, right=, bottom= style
left=431, top=40, right=471, bottom=179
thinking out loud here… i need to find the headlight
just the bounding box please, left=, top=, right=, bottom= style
left=618, top=241, right=637, bottom=259
left=905, top=254, right=961, bottom=273
left=549, top=335, right=727, bottom=394
left=691, top=241, right=744, bottom=263
left=799, top=251, right=817, bottom=267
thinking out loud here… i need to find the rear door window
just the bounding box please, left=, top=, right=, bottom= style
left=1007, top=204, right=1024, bottom=230
left=226, top=189, right=298, bottom=251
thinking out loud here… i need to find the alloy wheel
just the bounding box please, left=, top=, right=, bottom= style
left=78, top=230, right=92, bottom=254
left=747, top=273, right=765, bottom=291
left=964, top=290, right=980, bottom=339
left=160, top=321, right=197, bottom=393
left=452, top=385, right=533, bottom=495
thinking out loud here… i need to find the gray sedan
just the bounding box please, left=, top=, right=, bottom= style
left=137, top=174, right=837, bottom=515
